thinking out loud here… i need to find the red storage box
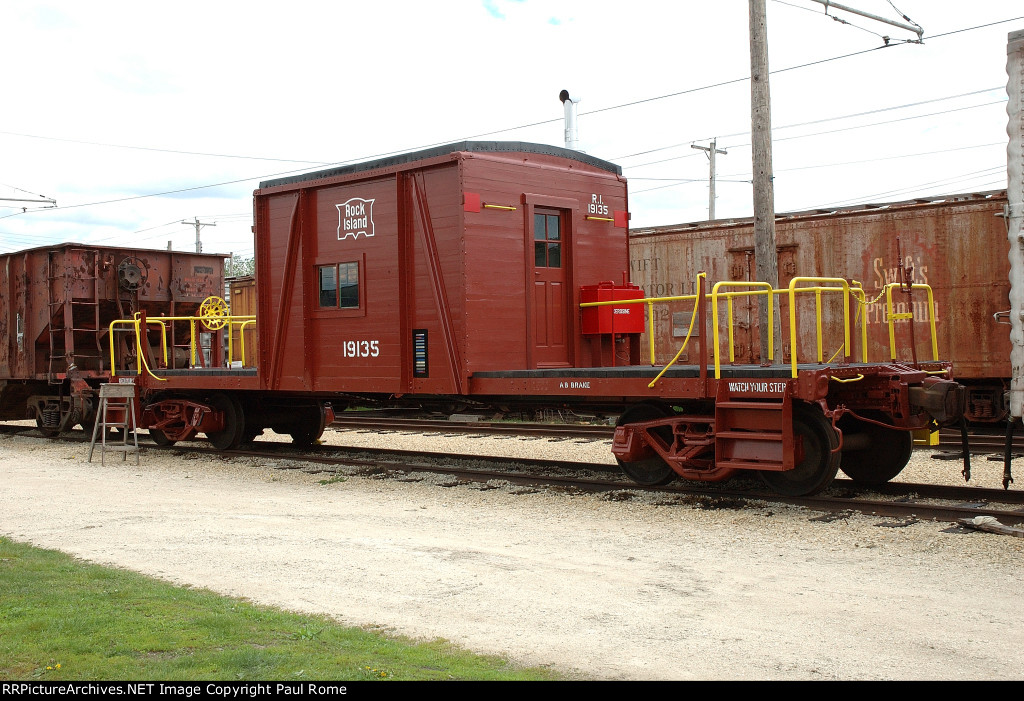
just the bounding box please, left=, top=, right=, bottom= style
left=581, top=282, right=645, bottom=335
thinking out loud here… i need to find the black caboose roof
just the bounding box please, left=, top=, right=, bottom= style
left=259, top=141, right=622, bottom=189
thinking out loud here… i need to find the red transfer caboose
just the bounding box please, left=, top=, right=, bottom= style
left=136, top=141, right=639, bottom=448
left=253, top=140, right=631, bottom=395
left=125, top=141, right=966, bottom=496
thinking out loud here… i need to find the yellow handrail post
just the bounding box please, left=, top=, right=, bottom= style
left=711, top=281, right=772, bottom=379
left=884, top=282, right=940, bottom=362
left=647, top=301, right=656, bottom=366
left=787, top=277, right=851, bottom=378
left=885, top=285, right=900, bottom=361
left=646, top=273, right=706, bottom=387
left=238, top=319, right=256, bottom=366
left=727, top=296, right=735, bottom=363
left=814, top=288, right=823, bottom=362
left=854, top=286, right=868, bottom=363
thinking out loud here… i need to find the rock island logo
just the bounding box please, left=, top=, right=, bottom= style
left=336, top=197, right=375, bottom=240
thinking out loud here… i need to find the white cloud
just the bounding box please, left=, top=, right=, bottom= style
left=0, top=0, right=1019, bottom=247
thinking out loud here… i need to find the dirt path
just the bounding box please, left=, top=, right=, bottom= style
left=1, top=431, right=1022, bottom=680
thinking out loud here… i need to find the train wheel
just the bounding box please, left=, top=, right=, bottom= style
left=206, top=394, right=245, bottom=450
left=288, top=402, right=330, bottom=447
left=149, top=429, right=177, bottom=447
left=760, top=405, right=840, bottom=496
left=289, top=426, right=322, bottom=447
left=837, top=412, right=912, bottom=485
left=616, top=403, right=676, bottom=486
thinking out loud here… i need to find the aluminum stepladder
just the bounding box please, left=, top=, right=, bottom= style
left=88, top=383, right=139, bottom=465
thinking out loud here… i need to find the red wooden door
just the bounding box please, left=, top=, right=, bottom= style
left=532, top=208, right=570, bottom=367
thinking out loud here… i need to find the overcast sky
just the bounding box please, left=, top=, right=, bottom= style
left=1, top=1, right=1021, bottom=260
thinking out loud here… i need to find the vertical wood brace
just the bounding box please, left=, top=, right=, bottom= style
left=268, top=194, right=301, bottom=391
left=522, top=201, right=534, bottom=370
left=299, top=190, right=313, bottom=390
left=397, top=174, right=413, bottom=392
left=411, top=172, right=464, bottom=394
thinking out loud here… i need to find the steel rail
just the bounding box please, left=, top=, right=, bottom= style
left=6, top=424, right=1023, bottom=526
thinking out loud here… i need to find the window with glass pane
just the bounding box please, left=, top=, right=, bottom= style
left=338, top=261, right=359, bottom=308
left=318, top=262, right=360, bottom=309
left=533, top=212, right=562, bottom=268
left=318, top=265, right=338, bottom=307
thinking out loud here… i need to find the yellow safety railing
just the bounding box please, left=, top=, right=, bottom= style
left=646, top=272, right=706, bottom=388
left=785, top=277, right=867, bottom=379
left=711, top=281, right=775, bottom=380
left=884, top=282, right=939, bottom=362
left=109, top=312, right=256, bottom=379
left=580, top=274, right=939, bottom=384
left=108, top=317, right=167, bottom=382
left=229, top=318, right=258, bottom=366
left=579, top=287, right=700, bottom=367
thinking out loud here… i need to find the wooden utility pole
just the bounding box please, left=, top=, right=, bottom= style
left=691, top=139, right=728, bottom=220
left=749, top=0, right=783, bottom=362
left=182, top=217, right=216, bottom=253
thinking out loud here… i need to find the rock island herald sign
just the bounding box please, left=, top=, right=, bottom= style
left=336, top=198, right=375, bottom=240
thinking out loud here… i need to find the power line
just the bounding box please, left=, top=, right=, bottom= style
left=623, top=98, right=1006, bottom=171
left=0, top=129, right=331, bottom=165
left=3, top=17, right=1016, bottom=178
left=615, top=86, right=1003, bottom=162
left=3, top=15, right=1018, bottom=225
left=716, top=141, right=1004, bottom=179
left=629, top=141, right=1005, bottom=194
left=800, top=165, right=1006, bottom=209
left=722, top=141, right=1005, bottom=177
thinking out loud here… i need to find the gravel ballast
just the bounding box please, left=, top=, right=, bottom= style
left=1, top=425, right=1022, bottom=680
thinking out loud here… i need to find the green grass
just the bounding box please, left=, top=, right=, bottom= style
left=0, top=537, right=557, bottom=681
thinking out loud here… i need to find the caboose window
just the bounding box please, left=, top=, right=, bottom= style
left=318, top=265, right=338, bottom=307
left=533, top=212, right=561, bottom=268
left=338, top=261, right=359, bottom=308
left=318, top=262, right=360, bottom=309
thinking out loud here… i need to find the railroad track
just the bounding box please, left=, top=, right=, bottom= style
left=332, top=416, right=1024, bottom=453
left=5, top=423, right=1023, bottom=529
left=330, top=416, right=614, bottom=440
left=171, top=443, right=1024, bottom=528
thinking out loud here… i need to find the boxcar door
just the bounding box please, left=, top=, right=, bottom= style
left=727, top=245, right=797, bottom=363
left=531, top=208, right=570, bottom=367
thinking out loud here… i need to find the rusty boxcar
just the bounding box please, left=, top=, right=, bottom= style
left=0, top=244, right=226, bottom=433
left=629, top=190, right=1010, bottom=423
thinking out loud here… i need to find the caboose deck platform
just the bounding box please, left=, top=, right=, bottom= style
left=146, top=368, right=259, bottom=378
left=473, top=362, right=897, bottom=380
left=469, top=361, right=947, bottom=401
